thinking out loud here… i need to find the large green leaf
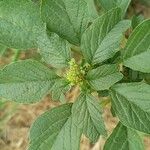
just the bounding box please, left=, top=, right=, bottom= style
left=123, top=20, right=150, bottom=73
left=72, top=92, right=106, bottom=143
left=29, top=103, right=82, bottom=150
left=81, top=8, right=131, bottom=65
left=37, top=32, right=71, bottom=68
left=110, top=82, right=150, bottom=134
left=98, top=0, right=131, bottom=17
left=86, top=64, right=123, bottom=91
left=0, top=0, right=45, bottom=50
left=104, top=122, right=144, bottom=150
left=41, top=0, right=94, bottom=45
left=0, top=60, right=58, bottom=103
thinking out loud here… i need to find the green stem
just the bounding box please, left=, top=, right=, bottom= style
left=13, top=49, right=20, bottom=62
left=71, top=45, right=82, bottom=55
left=100, top=97, right=111, bottom=107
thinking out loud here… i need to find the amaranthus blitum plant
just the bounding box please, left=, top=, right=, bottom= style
left=0, top=0, right=150, bottom=150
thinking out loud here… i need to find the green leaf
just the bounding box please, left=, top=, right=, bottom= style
left=110, top=82, right=150, bottom=134
left=38, top=32, right=71, bottom=68
left=0, top=44, right=7, bottom=56
left=123, top=20, right=150, bottom=73
left=51, top=79, right=70, bottom=102
left=87, top=0, right=98, bottom=19
left=86, top=64, right=123, bottom=91
left=104, top=122, right=144, bottom=150
left=0, top=0, right=45, bottom=49
left=72, top=92, right=106, bottom=143
left=143, top=73, right=150, bottom=84
left=41, top=0, right=93, bottom=45
left=81, top=8, right=131, bottom=65
left=29, top=103, right=82, bottom=150
left=0, top=60, right=58, bottom=103
left=98, top=0, right=131, bottom=17
left=131, top=15, right=144, bottom=29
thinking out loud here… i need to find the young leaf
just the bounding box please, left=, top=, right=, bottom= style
left=0, top=60, right=58, bottom=103
left=41, top=0, right=94, bottom=45
left=123, top=20, right=150, bottom=73
left=131, top=15, right=144, bottom=29
left=143, top=73, right=150, bottom=84
left=51, top=79, right=70, bottom=102
left=110, top=82, right=150, bottom=134
left=37, top=32, right=71, bottom=68
left=104, top=122, right=144, bottom=150
left=98, top=0, right=131, bottom=17
left=86, top=64, right=123, bottom=91
left=72, top=92, right=106, bottom=143
left=81, top=8, right=131, bottom=65
left=29, top=103, right=82, bottom=150
left=0, top=0, right=45, bottom=50
left=87, top=0, right=98, bottom=19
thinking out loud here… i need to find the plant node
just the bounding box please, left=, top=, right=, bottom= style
left=66, top=58, right=85, bottom=86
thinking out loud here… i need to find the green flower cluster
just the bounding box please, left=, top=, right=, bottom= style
left=66, top=58, right=84, bottom=86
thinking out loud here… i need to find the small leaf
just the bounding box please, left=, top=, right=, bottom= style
left=72, top=92, right=106, bottom=143
left=81, top=8, right=131, bottom=65
left=41, top=0, right=94, bottom=45
left=98, top=0, right=131, bottom=17
left=86, top=64, right=123, bottom=91
left=0, top=0, right=45, bottom=50
left=123, top=19, right=150, bottom=73
left=131, top=15, right=144, bottom=29
left=29, top=103, right=82, bottom=150
left=87, top=0, right=98, bottom=19
left=104, top=122, right=144, bottom=150
left=0, top=60, right=58, bottom=103
left=110, top=82, right=150, bottom=134
left=51, top=79, right=70, bottom=102
left=143, top=73, right=150, bottom=84
left=38, top=31, right=71, bottom=68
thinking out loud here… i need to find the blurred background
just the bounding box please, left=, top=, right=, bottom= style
left=0, top=0, right=150, bottom=150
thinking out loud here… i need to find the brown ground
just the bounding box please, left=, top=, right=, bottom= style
left=0, top=1, right=150, bottom=150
